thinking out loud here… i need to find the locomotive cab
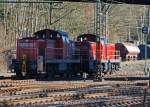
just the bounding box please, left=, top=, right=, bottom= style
left=12, top=29, right=80, bottom=79
left=76, top=34, right=121, bottom=77
left=75, top=34, right=101, bottom=76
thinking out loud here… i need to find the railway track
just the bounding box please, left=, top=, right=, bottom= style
left=1, top=90, right=150, bottom=107
left=0, top=71, right=150, bottom=107
left=104, top=76, right=149, bottom=81
left=0, top=75, right=149, bottom=82
left=0, top=78, right=150, bottom=107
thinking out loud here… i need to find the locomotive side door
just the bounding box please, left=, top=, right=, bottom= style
left=37, top=56, right=43, bottom=73
left=37, top=40, right=46, bottom=73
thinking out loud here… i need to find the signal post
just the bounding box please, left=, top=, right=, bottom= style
left=142, top=26, right=149, bottom=87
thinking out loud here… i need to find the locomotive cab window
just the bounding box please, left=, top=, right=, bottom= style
left=50, top=34, right=53, bottom=39
left=35, top=33, right=44, bottom=39
left=84, top=37, right=87, bottom=41
left=43, top=34, right=46, bottom=39
left=57, top=34, right=60, bottom=39
left=96, top=37, right=100, bottom=42
left=77, top=34, right=100, bottom=42
left=80, top=37, right=83, bottom=41
left=18, top=42, right=36, bottom=48
left=78, top=37, right=87, bottom=41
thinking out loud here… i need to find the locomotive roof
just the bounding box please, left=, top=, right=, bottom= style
left=57, top=30, right=69, bottom=37
left=33, top=29, right=69, bottom=38
left=78, top=34, right=107, bottom=39
left=19, top=29, right=69, bottom=40
left=77, top=34, right=108, bottom=42
left=78, top=34, right=99, bottom=38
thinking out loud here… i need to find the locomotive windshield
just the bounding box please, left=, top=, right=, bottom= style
left=34, top=29, right=63, bottom=40
left=77, top=34, right=100, bottom=42
left=33, top=29, right=70, bottom=42
left=18, top=42, right=36, bottom=48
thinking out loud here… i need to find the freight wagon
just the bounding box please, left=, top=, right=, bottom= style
left=115, top=43, right=140, bottom=61
left=138, top=44, right=150, bottom=60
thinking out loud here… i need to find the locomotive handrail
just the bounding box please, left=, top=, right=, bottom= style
left=74, top=49, right=121, bottom=61
left=45, top=47, right=121, bottom=61
left=46, top=47, right=64, bottom=50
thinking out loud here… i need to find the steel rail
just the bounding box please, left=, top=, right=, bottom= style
left=0, top=0, right=149, bottom=5
left=0, top=1, right=62, bottom=4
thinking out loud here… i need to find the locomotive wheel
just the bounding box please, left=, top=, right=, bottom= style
left=36, top=73, right=46, bottom=80
left=16, top=72, right=23, bottom=79
left=45, top=66, right=56, bottom=80
left=46, top=71, right=53, bottom=80
left=15, top=70, right=26, bottom=79
left=63, top=73, right=67, bottom=80
left=64, top=71, right=75, bottom=80
left=43, top=71, right=55, bottom=80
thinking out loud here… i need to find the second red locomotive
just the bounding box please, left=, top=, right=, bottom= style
left=11, top=29, right=121, bottom=79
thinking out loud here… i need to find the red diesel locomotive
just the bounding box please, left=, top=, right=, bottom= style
left=76, top=34, right=120, bottom=75
left=11, top=29, right=121, bottom=79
